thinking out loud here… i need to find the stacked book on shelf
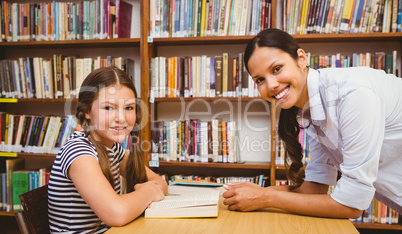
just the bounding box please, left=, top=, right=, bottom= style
left=168, top=174, right=270, bottom=187
left=0, top=56, right=134, bottom=99
left=275, top=128, right=310, bottom=167
left=352, top=198, right=401, bottom=225
left=150, top=52, right=258, bottom=100
left=276, top=0, right=402, bottom=35
left=150, top=119, right=241, bottom=163
left=307, top=51, right=398, bottom=75
left=0, top=0, right=133, bottom=42
left=149, top=0, right=272, bottom=38
left=0, top=114, right=78, bottom=154
left=1, top=158, right=50, bottom=212
left=309, top=50, right=398, bottom=70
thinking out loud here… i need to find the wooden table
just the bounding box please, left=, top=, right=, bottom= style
left=106, top=198, right=358, bottom=234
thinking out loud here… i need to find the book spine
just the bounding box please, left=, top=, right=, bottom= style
left=215, top=56, right=223, bottom=97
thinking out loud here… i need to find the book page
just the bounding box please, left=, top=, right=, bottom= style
left=149, top=190, right=220, bottom=209
left=168, top=184, right=225, bottom=196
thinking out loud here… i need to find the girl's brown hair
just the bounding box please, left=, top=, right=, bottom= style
left=76, top=66, right=147, bottom=193
left=244, top=28, right=305, bottom=189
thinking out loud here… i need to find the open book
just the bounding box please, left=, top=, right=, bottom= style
left=144, top=185, right=220, bottom=218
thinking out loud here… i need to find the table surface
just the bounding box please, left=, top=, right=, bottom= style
left=106, top=198, right=358, bottom=234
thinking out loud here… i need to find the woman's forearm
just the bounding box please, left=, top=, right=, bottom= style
left=223, top=182, right=363, bottom=219
left=266, top=188, right=363, bottom=218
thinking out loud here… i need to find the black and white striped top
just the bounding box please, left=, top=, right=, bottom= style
left=48, top=131, right=125, bottom=233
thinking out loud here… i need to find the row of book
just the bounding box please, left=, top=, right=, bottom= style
left=276, top=0, right=402, bottom=34
left=276, top=0, right=402, bottom=35
left=0, top=158, right=50, bottom=212
left=149, top=0, right=272, bottom=38
left=150, top=119, right=241, bottom=163
left=275, top=128, right=311, bottom=166
left=149, top=53, right=259, bottom=99
left=0, top=114, right=78, bottom=154
left=0, top=56, right=134, bottom=99
left=167, top=174, right=270, bottom=187
left=306, top=51, right=398, bottom=75
left=352, top=198, right=401, bottom=224
left=0, top=0, right=133, bottom=42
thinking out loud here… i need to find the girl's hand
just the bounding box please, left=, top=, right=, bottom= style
left=134, top=181, right=165, bottom=202
left=222, top=182, right=269, bottom=211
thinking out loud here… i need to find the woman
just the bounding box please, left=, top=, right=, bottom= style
left=48, top=67, right=167, bottom=233
left=223, top=28, right=402, bottom=218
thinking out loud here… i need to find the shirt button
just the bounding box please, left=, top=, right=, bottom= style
left=322, top=126, right=327, bottom=131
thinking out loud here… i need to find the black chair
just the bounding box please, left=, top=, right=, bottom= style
left=16, top=185, right=50, bottom=234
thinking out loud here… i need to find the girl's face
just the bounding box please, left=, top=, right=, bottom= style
left=85, top=84, right=136, bottom=148
left=248, top=47, right=309, bottom=109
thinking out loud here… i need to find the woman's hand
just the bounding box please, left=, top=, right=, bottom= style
left=134, top=181, right=165, bottom=202
left=222, top=182, right=270, bottom=211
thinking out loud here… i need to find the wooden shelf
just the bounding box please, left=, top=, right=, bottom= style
left=153, top=97, right=266, bottom=102
left=0, top=211, right=16, bottom=217
left=352, top=222, right=402, bottom=230
left=0, top=98, right=78, bottom=103
left=0, top=38, right=140, bottom=49
left=158, top=161, right=270, bottom=169
left=150, top=33, right=402, bottom=46
left=152, top=36, right=254, bottom=45
left=0, top=152, right=56, bottom=160
left=292, top=32, right=402, bottom=43
left=275, top=165, right=306, bottom=170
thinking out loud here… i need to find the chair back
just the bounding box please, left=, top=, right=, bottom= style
left=19, top=185, right=49, bottom=234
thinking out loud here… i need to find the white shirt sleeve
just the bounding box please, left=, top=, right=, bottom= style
left=330, top=87, right=384, bottom=210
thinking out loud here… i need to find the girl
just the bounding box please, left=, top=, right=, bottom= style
left=223, top=28, right=402, bottom=218
left=48, top=66, right=167, bottom=233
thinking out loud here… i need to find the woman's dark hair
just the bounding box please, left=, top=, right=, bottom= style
left=244, top=28, right=305, bottom=189
left=76, top=66, right=147, bottom=194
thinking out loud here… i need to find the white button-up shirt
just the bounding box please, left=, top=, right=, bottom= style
left=302, top=67, right=402, bottom=213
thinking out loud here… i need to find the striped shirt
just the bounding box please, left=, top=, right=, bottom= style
left=48, top=131, right=125, bottom=233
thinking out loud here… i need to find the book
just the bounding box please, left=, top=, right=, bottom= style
left=12, top=170, right=29, bottom=211
left=339, top=0, right=355, bottom=33
left=214, top=55, right=222, bottom=97
left=145, top=185, right=220, bottom=218
left=114, top=0, right=132, bottom=38
left=6, top=158, right=25, bottom=211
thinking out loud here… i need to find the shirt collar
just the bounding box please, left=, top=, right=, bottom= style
left=306, top=68, right=326, bottom=121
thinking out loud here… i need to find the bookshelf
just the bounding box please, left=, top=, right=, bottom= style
left=0, top=0, right=401, bottom=232
left=141, top=0, right=402, bottom=232
left=0, top=2, right=143, bottom=233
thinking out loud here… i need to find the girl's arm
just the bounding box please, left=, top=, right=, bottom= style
left=145, top=166, right=168, bottom=195
left=222, top=181, right=363, bottom=219
left=119, top=151, right=168, bottom=195
left=69, top=156, right=165, bottom=227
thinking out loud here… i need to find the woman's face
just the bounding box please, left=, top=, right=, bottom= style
left=248, top=47, right=309, bottom=109
left=85, top=84, right=137, bottom=148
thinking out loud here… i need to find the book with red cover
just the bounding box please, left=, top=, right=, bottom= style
left=115, top=0, right=132, bottom=38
